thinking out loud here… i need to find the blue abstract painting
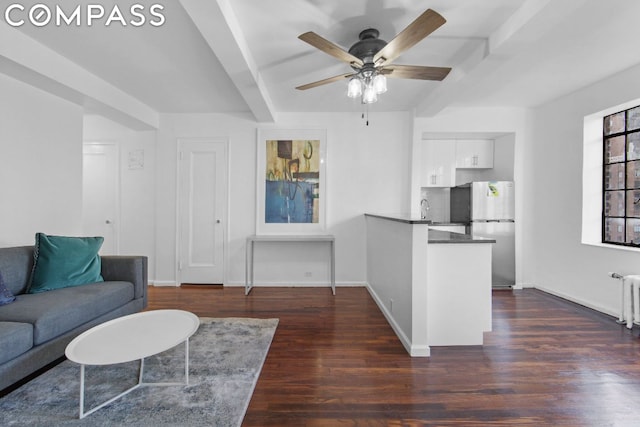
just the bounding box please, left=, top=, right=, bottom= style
left=264, top=139, right=320, bottom=224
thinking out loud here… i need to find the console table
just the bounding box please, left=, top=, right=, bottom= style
left=245, top=235, right=335, bottom=295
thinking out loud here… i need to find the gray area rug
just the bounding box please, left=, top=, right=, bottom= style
left=0, top=317, right=278, bottom=427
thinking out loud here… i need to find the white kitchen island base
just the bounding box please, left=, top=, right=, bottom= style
left=426, top=242, right=492, bottom=346
left=365, top=214, right=494, bottom=356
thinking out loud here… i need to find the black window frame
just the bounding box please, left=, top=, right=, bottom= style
left=603, top=105, right=640, bottom=246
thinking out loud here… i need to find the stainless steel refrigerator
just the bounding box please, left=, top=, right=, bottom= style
left=450, top=181, right=515, bottom=288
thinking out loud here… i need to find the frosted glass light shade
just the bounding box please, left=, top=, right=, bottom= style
left=373, top=74, right=387, bottom=94
left=362, top=84, right=377, bottom=104
left=347, top=77, right=362, bottom=98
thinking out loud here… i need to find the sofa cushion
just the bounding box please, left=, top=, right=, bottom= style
left=0, top=281, right=134, bottom=345
left=0, top=322, right=33, bottom=364
left=0, top=271, right=16, bottom=306
left=29, top=233, right=104, bottom=294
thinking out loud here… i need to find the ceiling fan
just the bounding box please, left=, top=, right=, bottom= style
left=296, top=9, right=452, bottom=104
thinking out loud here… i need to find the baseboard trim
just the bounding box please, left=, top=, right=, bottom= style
left=365, top=283, right=430, bottom=357
left=533, top=285, right=619, bottom=318
left=151, top=281, right=179, bottom=287
left=222, top=281, right=366, bottom=288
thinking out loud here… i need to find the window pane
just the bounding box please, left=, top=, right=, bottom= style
left=605, top=191, right=625, bottom=216
left=604, top=111, right=625, bottom=135
left=627, top=190, right=640, bottom=218
left=627, top=161, right=640, bottom=189
left=605, top=217, right=625, bottom=243
left=605, top=136, right=626, bottom=163
left=628, top=107, right=640, bottom=131
left=628, top=132, right=640, bottom=161
left=605, top=163, right=625, bottom=190
left=626, top=219, right=640, bottom=244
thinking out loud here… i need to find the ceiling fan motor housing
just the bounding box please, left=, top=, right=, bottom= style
left=348, top=28, right=387, bottom=70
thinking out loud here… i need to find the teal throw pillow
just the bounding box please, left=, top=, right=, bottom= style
left=0, top=271, right=16, bottom=305
left=28, top=233, right=104, bottom=294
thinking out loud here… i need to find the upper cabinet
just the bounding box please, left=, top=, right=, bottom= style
left=455, top=139, right=494, bottom=169
left=421, top=140, right=456, bottom=187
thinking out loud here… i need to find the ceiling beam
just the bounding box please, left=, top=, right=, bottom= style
left=416, top=0, right=589, bottom=117
left=180, top=0, right=276, bottom=123
left=415, top=39, right=490, bottom=117
left=0, top=21, right=159, bottom=130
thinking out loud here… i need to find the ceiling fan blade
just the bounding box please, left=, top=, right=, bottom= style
left=373, top=9, right=446, bottom=67
left=299, top=32, right=364, bottom=68
left=381, top=64, right=451, bottom=81
left=296, top=73, right=355, bottom=90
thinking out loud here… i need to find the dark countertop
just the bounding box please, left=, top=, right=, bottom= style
left=365, top=214, right=494, bottom=244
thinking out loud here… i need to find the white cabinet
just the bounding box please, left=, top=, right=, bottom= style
left=421, top=140, right=456, bottom=187
left=455, top=139, right=494, bottom=169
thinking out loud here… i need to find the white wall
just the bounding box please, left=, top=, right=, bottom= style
left=154, top=111, right=413, bottom=286
left=527, top=62, right=640, bottom=316
left=0, top=73, right=83, bottom=246
left=83, top=115, right=157, bottom=279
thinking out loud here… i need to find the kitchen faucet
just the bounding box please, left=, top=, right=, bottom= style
left=420, top=198, right=430, bottom=219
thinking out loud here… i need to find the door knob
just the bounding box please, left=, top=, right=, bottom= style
left=105, top=220, right=112, bottom=224
left=216, top=219, right=221, bottom=224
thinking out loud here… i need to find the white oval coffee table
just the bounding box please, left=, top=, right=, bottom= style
left=65, top=309, right=200, bottom=419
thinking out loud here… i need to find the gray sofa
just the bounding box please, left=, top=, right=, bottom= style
left=0, top=245, right=148, bottom=391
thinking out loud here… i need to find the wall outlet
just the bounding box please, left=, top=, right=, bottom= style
left=390, top=298, right=394, bottom=313
left=304, top=272, right=312, bottom=277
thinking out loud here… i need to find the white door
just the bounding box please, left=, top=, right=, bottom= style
left=177, top=140, right=226, bottom=284
left=82, top=143, right=119, bottom=255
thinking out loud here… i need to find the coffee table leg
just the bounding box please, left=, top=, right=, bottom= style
left=76, top=342, right=190, bottom=419
left=185, top=338, right=190, bottom=384
left=79, top=364, right=86, bottom=419
left=139, top=358, right=145, bottom=384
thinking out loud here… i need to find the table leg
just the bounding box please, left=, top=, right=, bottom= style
left=138, top=358, right=145, bottom=384
left=75, top=340, right=192, bottom=419
left=330, top=240, right=336, bottom=295
left=245, top=239, right=249, bottom=295
left=79, top=364, right=86, bottom=419
left=246, top=240, right=255, bottom=295
left=185, top=338, right=190, bottom=384
left=245, top=239, right=255, bottom=295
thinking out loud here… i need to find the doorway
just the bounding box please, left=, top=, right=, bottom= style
left=82, top=142, right=119, bottom=255
left=177, top=139, right=227, bottom=284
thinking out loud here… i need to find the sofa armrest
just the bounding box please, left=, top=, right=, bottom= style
left=100, top=256, right=148, bottom=308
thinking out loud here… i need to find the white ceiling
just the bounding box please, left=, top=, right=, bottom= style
left=7, top=0, right=640, bottom=124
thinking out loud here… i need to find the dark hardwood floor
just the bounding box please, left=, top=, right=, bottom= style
left=147, top=286, right=640, bottom=426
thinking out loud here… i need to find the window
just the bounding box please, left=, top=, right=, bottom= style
left=603, top=105, right=640, bottom=246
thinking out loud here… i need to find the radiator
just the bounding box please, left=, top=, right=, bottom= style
left=610, top=272, right=640, bottom=329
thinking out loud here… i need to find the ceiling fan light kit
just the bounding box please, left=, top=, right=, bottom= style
left=296, top=8, right=452, bottom=111
left=347, top=71, right=387, bottom=104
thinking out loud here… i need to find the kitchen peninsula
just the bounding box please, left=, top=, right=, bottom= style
left=365, top=213, right=495, bottom=357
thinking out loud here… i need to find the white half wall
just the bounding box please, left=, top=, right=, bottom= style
left=365, top=215, right=430, bottom=357
left=0, top=73, right=83, bottom=246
